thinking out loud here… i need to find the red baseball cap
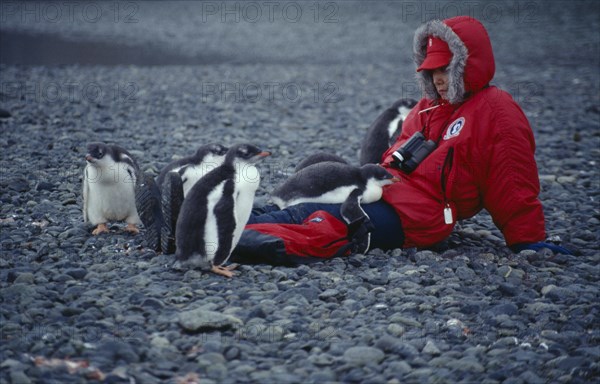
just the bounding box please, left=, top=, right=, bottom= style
left=417, top=36, right=452, bottom=72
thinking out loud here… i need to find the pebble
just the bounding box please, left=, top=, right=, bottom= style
left=489, top=303, right=519, bottom=316
left=178, top=308, right=243, bottom=332
left=422, top=340, right=441, bottom=356
left=342, top=346, right=385, bottom=366
left=14, top=272, right=35, bottom=284
left=9, top=370, right=32, bottom=384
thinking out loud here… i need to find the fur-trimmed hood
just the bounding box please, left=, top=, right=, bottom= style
left=414, top=16, right=495, bottom=104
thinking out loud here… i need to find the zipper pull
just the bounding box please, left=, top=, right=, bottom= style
left=444, top=204, right=453, bottom=225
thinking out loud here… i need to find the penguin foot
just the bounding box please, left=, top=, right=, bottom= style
left=125, top=223, right=140, bottom=234
left=92, top=223, right=109, bottom=235
left=211, top=264, right=238, bottom=278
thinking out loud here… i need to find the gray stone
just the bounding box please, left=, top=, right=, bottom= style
left=422, top=340, right=441, bottom=355
left=455, top=356, right=485, bottom=373
left=308, top=353, right=336, bottom=366
left=276, top=287, right=320, bottom=302
left=386, top=361, right=412, bottom=376
left=318, top=289, right=340, bottom=300
left=14, top=273, right=35, bottom=284
left=343, top=346, right=385, bottom=365
left=10, top=370, right=32, bottom=384
left=389, top=313, right=422, bottom=328
left=178, top=308, right=242, bottom=332
left=65, top=268, right=88, bottom=280
left=489, top=302, right=519, bottom=316
left=387, top=323, right=405, bottom=337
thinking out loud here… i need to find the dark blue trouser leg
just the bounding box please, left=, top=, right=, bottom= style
left=247, top=201, right=404, bottom=250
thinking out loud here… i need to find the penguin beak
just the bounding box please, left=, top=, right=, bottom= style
left=85, top=154, right=95, bottom=163
left=390, top=177, right=400, bottom=183
left=257, top=151, right=271, bottom=158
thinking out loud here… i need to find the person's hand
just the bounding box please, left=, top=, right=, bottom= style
left=511, top=242, right=573, bottom=255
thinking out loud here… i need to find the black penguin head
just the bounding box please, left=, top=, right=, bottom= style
left=85, top=142, right=137, bottom=172
left=226, top=143, right=271, bottom=164
left=399, top=98, right=418, bottom=109
left=85, top=142, right=112, bottom=166
left=360, top=164, right=398, bottom=185
left=209, top=143, right=229, bottom=156
left=195, top=143, right=229, bottom=159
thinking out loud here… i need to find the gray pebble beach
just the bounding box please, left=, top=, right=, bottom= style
left=1, top=1, right=599, bottom=383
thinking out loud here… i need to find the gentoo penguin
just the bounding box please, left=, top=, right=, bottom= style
left=294, top=152, right=348, bottom=172
left=154, top=143, right=228, bottom=254
left=83, top=142, right=141, bottom=235
left=271, top=162, right=398, bottom=209
left=156, top=143, right=228, bottom=196
left=175, top=144, right=271, bottom=277
left=360, top=98, right=417, bottom=165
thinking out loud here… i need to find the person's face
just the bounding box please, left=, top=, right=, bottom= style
left=432, top=67, right=449, bottom=100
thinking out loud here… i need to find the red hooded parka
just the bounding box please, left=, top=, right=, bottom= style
left=380, top=16, right=546, bottom=248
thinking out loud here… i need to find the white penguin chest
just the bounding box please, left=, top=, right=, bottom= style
left=361, top=179, right=384, bottom=204
left=85, top=164, right=137, bottom=222
left=234, top=166, right=260, bottom=215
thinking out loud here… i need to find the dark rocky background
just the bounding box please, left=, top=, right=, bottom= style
left=1, top=1, right=598, bottom=383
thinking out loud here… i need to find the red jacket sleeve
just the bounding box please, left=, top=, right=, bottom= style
left=480, top=92, right=546, bottom=246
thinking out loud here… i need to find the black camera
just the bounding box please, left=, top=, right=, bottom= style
left=391, top=132, right=437, bottom=174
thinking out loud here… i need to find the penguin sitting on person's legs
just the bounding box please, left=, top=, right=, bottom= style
left=271, top=162, right=398, bottom=209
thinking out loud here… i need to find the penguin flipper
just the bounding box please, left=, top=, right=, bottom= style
left=340, top=188, right=374, bottom=254
left=82, top=167, right=89, bottom=223
left=213, top=180, right=236, bottom=266
left=340, top=188, right=367, bottom=225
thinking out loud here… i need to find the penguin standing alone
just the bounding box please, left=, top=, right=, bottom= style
left=175, top=144, right=271, bottom=277
left=83, top=142, right=141, bottom=235
left=271, top=162, right=398, bottom=209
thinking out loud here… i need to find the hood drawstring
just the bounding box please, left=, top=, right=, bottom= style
left=418, top=100, right=449, bottom=115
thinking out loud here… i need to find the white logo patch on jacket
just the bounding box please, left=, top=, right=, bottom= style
left=444, top=117, right=465, bottom=140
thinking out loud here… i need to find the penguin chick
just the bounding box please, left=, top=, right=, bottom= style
left=294, top=152, right=348, bottom=172
left=175, top=143, right=271, bottom=277
left=156, top=143, right=228, bottom=197
left=271, top=162, right=398, bottom=209
left=360, top=98, right=417, bottom=165
left=83, top=142, right=141, bottom=235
